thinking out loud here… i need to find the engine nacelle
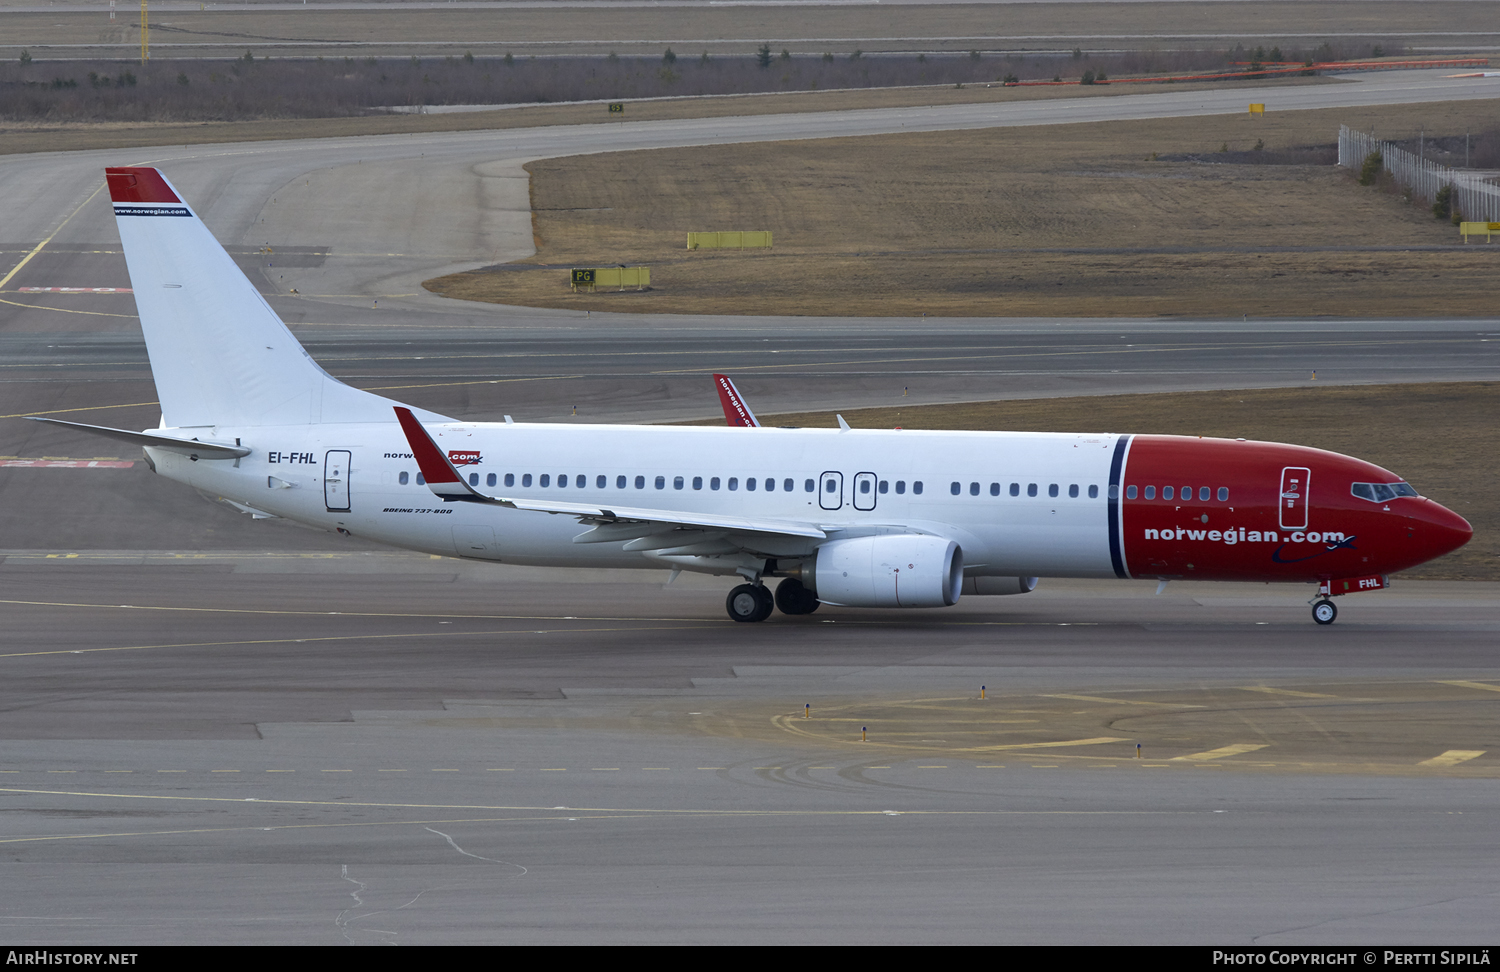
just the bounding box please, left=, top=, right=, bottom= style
left=811, top=535, right=963, bottom=608
left=961, top=576, right=1039, bottom=596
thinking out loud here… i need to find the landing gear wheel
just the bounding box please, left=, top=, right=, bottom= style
left=1312, top=599, right=1337, bottom=625
left=774, top=578, right=820, bottom=616
left=727, top=583, right=774, bottom=623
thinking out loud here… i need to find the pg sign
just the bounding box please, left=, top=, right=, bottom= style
left=571, top=269, right=596, bottom=285
left=608, top=103, right=624, bottom=114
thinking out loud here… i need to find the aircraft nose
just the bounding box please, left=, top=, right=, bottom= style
left=1411, top=499, right=1472, bottom=561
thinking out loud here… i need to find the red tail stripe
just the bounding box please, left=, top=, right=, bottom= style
left=105, top=167, right=181, bottom=204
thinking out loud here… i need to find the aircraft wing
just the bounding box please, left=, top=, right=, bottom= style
left=394, top=407, right=826, bottom=540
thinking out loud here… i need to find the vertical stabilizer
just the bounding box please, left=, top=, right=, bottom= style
left=107, top=167, right=442, bottom=428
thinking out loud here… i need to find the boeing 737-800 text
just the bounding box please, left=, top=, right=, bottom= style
left=28, top=168, right=1472, bottom=624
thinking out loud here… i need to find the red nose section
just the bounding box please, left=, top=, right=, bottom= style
left=1410, top=499, right=1473, bottom=563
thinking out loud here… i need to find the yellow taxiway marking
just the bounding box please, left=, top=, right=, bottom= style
left=486, top=768, right=513, bottom=772
left=378, top=769, right=407, bottom=773
left=643, top=767, right=670, bottom=771
left=591, top=768, right=620, bottom=771
left=1239, top=687, right=1337, bottom=699
left=0, top=183, right=105, bottom=291
left=1436, top=680, right=1500, bottom=693
left=1172, top=744, right=1269, bottom=762
left=1043, top=694, right=1204, bottom=708
left=321, top=769, right=352, bottom=773
left=211, top=770, right=240, bottom=774
left=1419, top=750, right=1485, bottom=767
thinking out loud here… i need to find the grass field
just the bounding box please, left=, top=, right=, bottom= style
left=678, top=382, right=1497, bottom=581
left=427, top=99, right=1500, bottom=319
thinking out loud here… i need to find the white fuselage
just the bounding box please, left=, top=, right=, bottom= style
left=152, top=422, right=1124, bottom=578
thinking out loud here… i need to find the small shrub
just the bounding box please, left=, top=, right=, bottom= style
left=463, top=50, right=474, bottom=65
left=822, top=52, right=834, bottom=63
left=242, top=50, right=255, bottom=64
left=662, top=47, right=676, bottom=65
left=503, top=53, right=513, bottom=66
left=1080, top=69, right=1095, bottom=85
left=1433, top=185, right=1454, bottom=220
left=969, top=50, right=980, bottom=61
left=1358, top=152, right=1383, bottom=185
left=1002, top=73, right=1019, bottom=85
left=849, top=49, right=862, bottom=61
left=780, top=49, right=791, bottom=61
left=1096, top=69, right=1107, bottom=82
left=757, top=43, right=772, bottom=68
left=1253, top=139, right=1264, bottom=151
left=177, top=72, right=189, bottom=86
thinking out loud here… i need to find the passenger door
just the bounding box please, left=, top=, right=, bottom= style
left=325, top=450, right=351, bottom=512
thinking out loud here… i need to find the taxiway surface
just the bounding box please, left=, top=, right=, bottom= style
left=1, top=69, right=1498, bottom=944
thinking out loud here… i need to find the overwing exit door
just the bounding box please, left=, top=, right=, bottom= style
left=819, top=471, right=843, bottom=510
left=325, top=450, right=351, bottom=511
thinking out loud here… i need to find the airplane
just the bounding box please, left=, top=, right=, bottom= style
left=26, top=167, right=1472, bottom=625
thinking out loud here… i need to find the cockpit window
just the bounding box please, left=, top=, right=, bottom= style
left=1351, top=482, right=1420, bottom=503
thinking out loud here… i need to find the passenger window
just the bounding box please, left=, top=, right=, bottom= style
left=1088, top=485, right=1099, bottom=499
left=784, top=478, right=794, bottom=492
left=1217, top=487, right=1228, bottom=501
left=540, top=474, right=550, bottom=487
left=399, top=471, right=409, bottom=485
left=557, top=474, right=567, bottom=488
left=505, top=473, right=515, bottom=487
left=804, top=479, right=815, bottom=492
left=417, top=473, right=426, bottom=485
left=1069, top=484, right=1079, bottom=498
left=913, top=481, right=923, bottom=495
left=766, top=478, right=776, bottom=492
left=1049, top=484, right=1059, bottom=498
left=1199, top=486, right=1210, bottom=502
left=747, top=478, right=757, bottom=491
left=860, top=480, right=870, bottom=494
left=824, top=479, right=835, bottom=493
left=635, top=475, right=645, bottom=489
left=969, top=482, right=980, bottom=496
left=1126, top=485, right=1137, bottom=499
left=522, top=473, right=532, bottom=487
left=990, top=483, right=1000, bottom=496
left=1027, top=483, right=1037, bottom=497
left=674, top=476, right=684, bottom=490
left=711, top=477, right=721, bottom=490
left=951, top=481, right=961, bottom=496
left=469, top=473, right=479, bottom=486
left=693, top=476, right=703, bottom=490
left=895, top=481, right=906, bottom=494
left=575, top=475, right=585, bottom=487
left=1009, top=483, right=1019, bottom=497
left=729, top=477, right=739, bottom=491
left=880, top=480, right=890, bottom=494
left=1162, top=486, right=1173, bottom=500
left=596, top=475, right=606, bottom=489
left=1181, top=485, right=1191, bottom=501
left=1143, top=485, right=1154, bottom=500
left=655, top=476, right=666, bottom=490
left=616, top=475, right=626, bottom=489
left=488, top=473, right=497, bottom=488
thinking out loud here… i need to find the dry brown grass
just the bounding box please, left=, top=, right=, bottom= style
left=428, top=99, right=1500, bottom=318
left=677, top=382, right=1498, bottom=581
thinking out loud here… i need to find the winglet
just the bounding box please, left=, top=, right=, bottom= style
left=713, top=373, right=759, bottom=427
left=393, top=406, right=493, bottom=502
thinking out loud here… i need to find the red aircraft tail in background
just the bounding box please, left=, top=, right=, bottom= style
left=714, top=374, right=759, bottom=427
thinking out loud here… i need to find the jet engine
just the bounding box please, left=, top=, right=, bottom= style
left=810, top=535, right=963, bottom=608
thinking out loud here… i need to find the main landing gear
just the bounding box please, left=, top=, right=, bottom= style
left=726, top=578, right=820, bottom=622
left=1311, top=599, right=1338, bottom=625
left=726, top=583, right=774, bottom=623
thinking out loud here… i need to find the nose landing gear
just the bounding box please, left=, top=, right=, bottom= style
left=1311, top=599, right=1338, bottom=625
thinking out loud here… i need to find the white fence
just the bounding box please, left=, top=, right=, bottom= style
left=1338, top=125, right=1500, bottom=223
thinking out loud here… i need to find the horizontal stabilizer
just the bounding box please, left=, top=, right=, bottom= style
left=25, top=416, right=250, bottom=459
